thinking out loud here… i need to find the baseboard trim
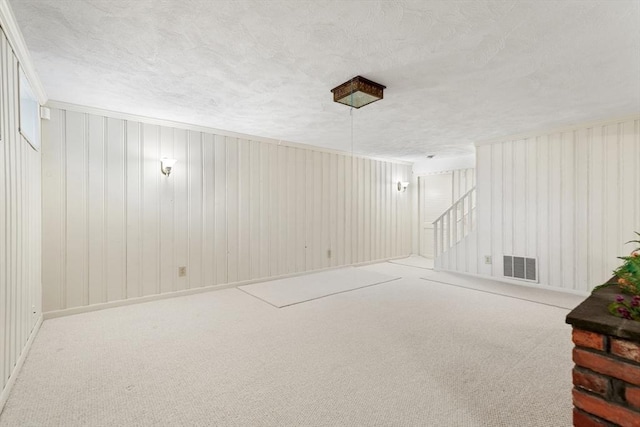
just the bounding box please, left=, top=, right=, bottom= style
left=432, top=268, right=590, bottom=297
left=0, top=314, right=44, bottom=416
left=43, top=256, right=410, bottom=320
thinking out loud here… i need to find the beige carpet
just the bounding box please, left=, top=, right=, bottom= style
left=238, top=267, right=400, bottom=307
left=0, top=263, right=577, bottom=426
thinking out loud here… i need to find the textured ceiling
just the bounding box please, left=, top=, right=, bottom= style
left=10, top=0, right=640, bottom=161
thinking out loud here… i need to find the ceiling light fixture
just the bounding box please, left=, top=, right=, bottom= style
left=331, top=76, right=386, bottom=109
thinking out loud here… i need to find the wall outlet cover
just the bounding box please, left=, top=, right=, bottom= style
left=178, top=266, right=187, bottom=277
left=484, top=256, right=492, bottom=264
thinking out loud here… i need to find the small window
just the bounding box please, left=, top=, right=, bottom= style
left=19, top=65, right=40, bottom=151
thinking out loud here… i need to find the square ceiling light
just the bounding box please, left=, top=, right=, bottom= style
left=331, top=76, right=386, bottom=109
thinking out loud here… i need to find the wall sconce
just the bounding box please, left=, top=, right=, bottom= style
left=161, top=158, right=177, bottom=177
left=397, top=181, right=409, bottom=192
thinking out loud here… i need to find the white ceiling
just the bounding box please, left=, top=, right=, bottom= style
left=10, top=0, right=640, bottom=162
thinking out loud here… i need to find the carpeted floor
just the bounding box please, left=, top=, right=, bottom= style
left=0, top=262, right=582, bottom=426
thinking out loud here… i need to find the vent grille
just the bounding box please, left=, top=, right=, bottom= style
left=503, top=256, right=537, bottom=282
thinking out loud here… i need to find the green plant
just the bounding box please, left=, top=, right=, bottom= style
left=605, top=232, right=640, bottom=320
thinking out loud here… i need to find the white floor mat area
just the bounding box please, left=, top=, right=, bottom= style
left=389, top=255, right=434, bottom=270
left=420, top=271, right=585, bottom=310
left=239, top=267, right=400, bottom=307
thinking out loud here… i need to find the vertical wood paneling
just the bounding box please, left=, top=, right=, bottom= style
left=1, top=28, right=42, bottom=400
left=490, top=145, right=503, bottom=277
left=214, top=135, right=227, bottom=285
left=306, top=151, right=316, bottom=269
left=173, top=129, right=189, bottom=291
left=0, top=39, right=6, bottom=386
left=106, top=118, right=126, bottom=300
left=250, top=140, right=261, bottom=279
left=187, top=131, right=203, bottom=288
left=452, top=117, right=640, bottom=293
left=42, top=109, right=64, bottom=311
left=273, top=145, right=288, bottom=274
left=1, top=34, right=10, bottom=382
left=159, top=126, right=174, bottom=294
left=525, top=140, right=537, bottom=259
left=537, top=135, right=550, bottom=286
left=336, top=155, right=345, bottom=265
left=363, top=159, right=371, bottom=262
left=604, top=125, right=621, bottom=278
left=141, top=124, right=160, bottom=296
left=588, top=127, right=605, bottom=288
left=87, top=115, right=105, bottom=304
left=502, top=142, right=514, bottom=258
left=226, top=137, right=239, bottom=283
left=344, top=154, right=353, bottom=264
left=125, top=121, right=141, bottom=298
left=269, top=144, right=281, bottom=276
left=358, top=158, right=365, bottom=262
left=259, top=143, right=271, bottom=277
left=512, top=140, right=526, bottom=256
left=285, top=147, right=296, bottom=274
left=202, top=133, right=215, bottom=285
left=561, top=131, right=575, bottom=289
left=390, top=163, right=398, bottom=258
left=381, top=162, right=388, bottom=259
left=64, top=111, right=87, bottom=308
left=574, top=128, right=589, bottom=291
left=547, top=133, right=562, bottom=288
left=238, top=139, right=251, bottom=281
left=294, top=148, right=306, bottom=272
left=321, top=152, right=330, bottom=269
left=41, top=106, right=413, bottom=312
left=620, top=120, right=638, bottom=258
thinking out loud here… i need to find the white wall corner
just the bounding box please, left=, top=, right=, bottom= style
left=410, top=170, right=419, bottom=254
left=0, top=0, right=47, bottom=104
left=412, top=153, right=476, bottom=175
left=0, top=314, right=43, bottom=415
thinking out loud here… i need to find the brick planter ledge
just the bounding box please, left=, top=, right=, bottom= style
left=567, top=283, right=640, bottom=427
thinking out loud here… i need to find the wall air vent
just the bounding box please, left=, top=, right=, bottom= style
left=503, top=256, right=537, bottom=282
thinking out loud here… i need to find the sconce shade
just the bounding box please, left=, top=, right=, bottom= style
left=331, top=76, right=386, bottom=109
left=161, top=158, right=177, bottom=176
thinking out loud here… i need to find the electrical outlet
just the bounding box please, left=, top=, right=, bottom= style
left=178, top=266, right=187, bottom=277
left=327, top=249, right=332, bottom=259
left=484, top=256, right=492, bottom=265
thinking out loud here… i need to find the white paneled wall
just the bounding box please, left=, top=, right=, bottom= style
left=0, top=29, right=42, bottom=405
left=441, top=117, right=640, bottom=293
left=42, top=107, right=412, bottom=312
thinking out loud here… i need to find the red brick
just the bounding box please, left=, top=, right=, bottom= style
left=573, top=389, right=640, bottom=426
left=573, top=368, right=609, bottom=396
left=574, top=348, right=640, bottom=386
left=573, top=329, right=606, bottom=351
left=612, top=338, right=640, bottom=363
left=627, top=386, right=640, bottom=409
left=573, top=408, right=613, bottom=427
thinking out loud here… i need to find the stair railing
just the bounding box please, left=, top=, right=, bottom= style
left=433, top=187, right=476, bottom=258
